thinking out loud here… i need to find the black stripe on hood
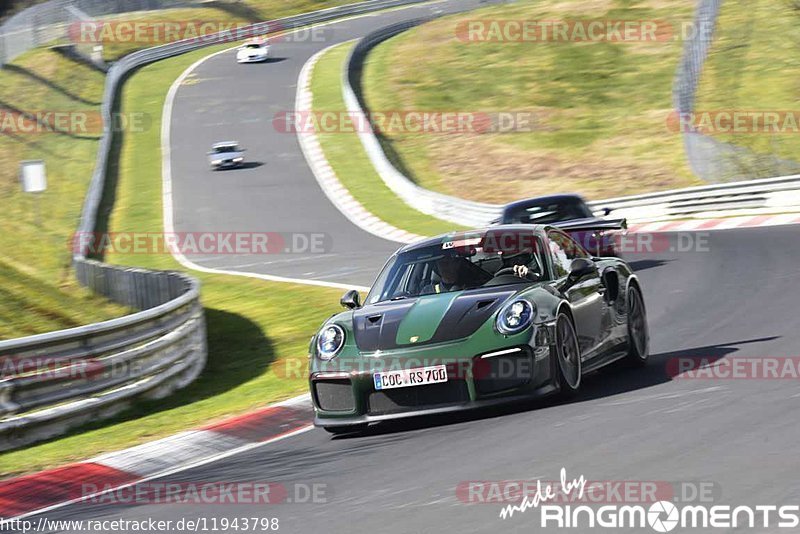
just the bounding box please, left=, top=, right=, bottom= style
left=352, top=286, right=522, bottom=352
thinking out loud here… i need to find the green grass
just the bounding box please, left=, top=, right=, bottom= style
left=693, top=0, right=800, bottom=179
left=361, top=0, right=702, bottom=203
left=0, top=44, right=345, bottom=477
left=310, top=42, right=464, bottom=236
left=0, top=0, right=455, bottom=478
left=0, top=0, right=404, bottom=340
left=0, top=48, right=131, bottom=339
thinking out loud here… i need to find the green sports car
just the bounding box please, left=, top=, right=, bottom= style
left=309, top=224, right=648, bottom=434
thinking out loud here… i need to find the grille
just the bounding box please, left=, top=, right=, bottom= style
left=368, top=380, right=469, bottom=415
left=314, top=379, right=355, bottom=412
left=474, top=348, right=533, bottom=396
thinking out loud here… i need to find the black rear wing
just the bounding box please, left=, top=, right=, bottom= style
left=552, top=218, right=628, bottom=233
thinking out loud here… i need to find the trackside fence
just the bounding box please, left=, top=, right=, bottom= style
left=1, top=0, right=437, bottom=452
left=343, top=19, right=800, bottom=226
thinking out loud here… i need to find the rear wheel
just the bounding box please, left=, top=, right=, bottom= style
left=626, top=284, right=649, bottom=366
left=555, top=313, right=581, bottom=395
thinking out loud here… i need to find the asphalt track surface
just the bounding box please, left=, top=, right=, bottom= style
left=168, top=0, right=487, bottom=286
left=33, top=2, right=800, bottom=533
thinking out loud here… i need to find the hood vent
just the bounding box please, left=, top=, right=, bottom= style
left=476, top=299, right=496, bottom=310
left=351, top=288, right=519, bottom=351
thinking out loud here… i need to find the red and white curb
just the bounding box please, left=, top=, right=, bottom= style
left=0, top=395, right=313, bottom=519
left=628, top=213, right=800, bottom=233
left=3, top=215, right=797, bottom=519
left=8, top=39, right=799, bottom=524
left=296, top=44, right=424, bottom=245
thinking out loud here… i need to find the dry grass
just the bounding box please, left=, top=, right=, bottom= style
left=693, top=0, right=800, bottom=179
left=428, top=135, right=698, bottom=203
left=362, top=0, right=703, bottom=202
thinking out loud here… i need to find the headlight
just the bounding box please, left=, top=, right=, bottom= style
left=211, top=159, right=222, bottom=165
left=233, top=157, right=243, bottom=162
left=317, top=324, right=345, bottom=360
left=496, top=299, right=535, bottom=335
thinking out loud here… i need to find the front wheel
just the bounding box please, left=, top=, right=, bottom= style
left=554, top=313, right=581, bottom=396
left=625, top=284, right=649, bottom=366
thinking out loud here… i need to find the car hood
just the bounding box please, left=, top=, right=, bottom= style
left=238, top=48, right=267, bottom=55
left=351, top=286, right=523, bottom=352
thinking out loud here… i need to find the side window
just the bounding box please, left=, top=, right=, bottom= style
left=547, top=230, right=588, bottom=278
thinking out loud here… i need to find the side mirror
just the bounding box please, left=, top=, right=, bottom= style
left=567, top=257, right=596, bottom=281
left=601, top=207, right=613, bottom=216
left=340, top=289, right=361, bottom=309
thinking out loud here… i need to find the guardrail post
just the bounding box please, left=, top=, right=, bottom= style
left=0, top=381, right=20, bottom=417
left=0, top=0, right=470, bottom=452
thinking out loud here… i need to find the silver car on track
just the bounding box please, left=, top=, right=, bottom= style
left=208, top=141, right=246, bottom=170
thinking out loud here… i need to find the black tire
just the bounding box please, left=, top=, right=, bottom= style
left=554, top=312, right=581, bottom=396
left=324, top=424, right=367, bottom=435
left=625, top=284, right=650, bottom=366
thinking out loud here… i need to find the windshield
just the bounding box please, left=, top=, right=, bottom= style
left=213, top=145, right=239, bottom=153
left=366, top=233, right=547, bottom=304
left=504, top=198, right=593, bottom=224
left=243, top=43, right=263, bottom=49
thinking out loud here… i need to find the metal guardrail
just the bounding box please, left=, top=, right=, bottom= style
left=0, top=0, right=203, bottom=66
left=0, top=266, right=205, bottom=451
left=7, top=0, right=800, bottom=452
left=343, top=18, right=503, bottom=227
left=344, top=19, right=800, bottom=227
left=2, top=0, right=435, bottom=452
left=586, top=174, right=800, bottom=222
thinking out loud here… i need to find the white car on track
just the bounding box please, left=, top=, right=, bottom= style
left=236, top=38, right=270, bottom=63
left=208, top=141, right=246, bottom=170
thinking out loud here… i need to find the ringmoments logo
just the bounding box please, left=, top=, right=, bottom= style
left=498, top=468, right=800, bottom=531
left=648, top=501, right=679, bottom=533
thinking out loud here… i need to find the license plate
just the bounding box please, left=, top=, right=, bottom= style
left=373, top=365, right=448, bottom=390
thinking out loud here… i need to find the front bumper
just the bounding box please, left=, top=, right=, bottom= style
left=310, top=328, right=556, bottom=427
left=314, top=386, right=557, bottom=427
left=237, top=54, right=268, bottom=63
left=210, top=160, right=242, bottom=169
